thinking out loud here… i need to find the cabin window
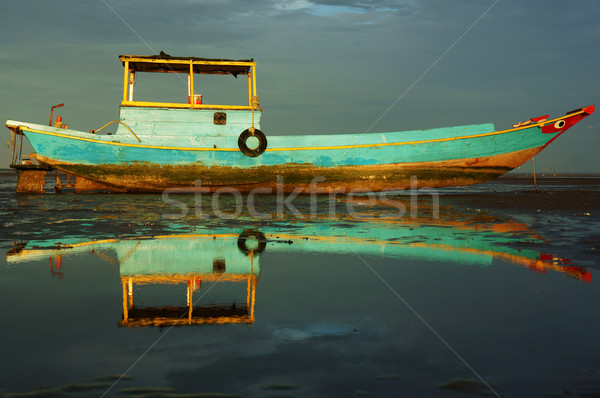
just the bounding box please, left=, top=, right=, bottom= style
left=214, top=112, right=227, bottom=125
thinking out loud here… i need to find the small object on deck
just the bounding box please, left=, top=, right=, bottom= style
left=188, top=94, right=202, bottom=104
left=512, top=114, right=549, bottom=128
left=513, top=120, right=532, bottom=128
left=530, top=114, right=549, bottom=122
left=48, top=103, right=64, bottom=126
left=53, top=116, right=63, bottom=128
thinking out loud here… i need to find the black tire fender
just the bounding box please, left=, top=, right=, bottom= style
left=238, top=128, right=267, bottom=157
left=237, top=229, right=267, bottom=256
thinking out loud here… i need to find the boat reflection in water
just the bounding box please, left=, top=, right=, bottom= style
left=117, top=231, right=261, bottom=327
left=5, top=217, right=591, bottom=328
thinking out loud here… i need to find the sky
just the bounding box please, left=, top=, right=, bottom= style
left=1, top=0, right=599, bottom=172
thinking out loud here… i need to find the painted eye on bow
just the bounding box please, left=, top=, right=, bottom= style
left=554, top=120, right=566, bottom=129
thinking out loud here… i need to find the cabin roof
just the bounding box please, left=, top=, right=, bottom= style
left=120, top=54, right=255, bottom=76
left=120, top=306, right=253, bottom=327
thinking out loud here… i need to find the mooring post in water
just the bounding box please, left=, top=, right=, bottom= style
left=15, top=168, right=49, bottom=193
left=532, top=157, right=538, bottom=192
left=54, top=172, right=63, bottom=194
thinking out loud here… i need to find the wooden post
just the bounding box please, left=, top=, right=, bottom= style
left=247, top=72, right=252, bottom=107
left=187, top=278, right=193, bottom=322
left=128, top=278, right=134, bottom=308
left=122, top=279, right=129, bottom=323
left=122, top=61, right=129, bottom=103
left=532, top=157, right=538, bottom=192
left=251, top=64, right=257, bottom=98
left=189, top=61, right=194, bottom=109
left=16, top=170, right=47, bottom=193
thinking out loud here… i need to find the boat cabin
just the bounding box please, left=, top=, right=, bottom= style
left=120, top=54, right=259, bottom=111
left=120, top=271, right=258, bottom=327
left=115, top=54, right=265, bottom=155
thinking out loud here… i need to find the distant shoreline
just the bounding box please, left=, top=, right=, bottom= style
left=503, top=173, right=600, bottom=178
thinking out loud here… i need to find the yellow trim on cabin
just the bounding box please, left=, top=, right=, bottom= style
left=119, top=56, right=256, bottom=68
left=189, top=61, right=194, bottom=109
left=120, top=57, right=257, bottom=108
left=252, top=65, right=257, bottom=97
left=247, top=73, right=252, bottom=105
left=16, top=109, right=584, bottom=153
left=122, top=61, right=129, bottom=102
left=120, top=100, right=253, bottom=110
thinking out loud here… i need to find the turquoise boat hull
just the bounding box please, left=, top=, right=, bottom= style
left=6, top=218, right=589, bottom=281
left=6, top=214, right=591, bottom=326
left=5, top=105, right=594, bottom=192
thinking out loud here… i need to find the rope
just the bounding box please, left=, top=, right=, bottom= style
left=251, top=96, right=262, bottom=111
left=249, top=96, right=262, bottom=135
left=94, top=120, right=141, bottom=142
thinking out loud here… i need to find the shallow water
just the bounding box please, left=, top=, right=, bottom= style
left=1, top=172, right=599, bottom=397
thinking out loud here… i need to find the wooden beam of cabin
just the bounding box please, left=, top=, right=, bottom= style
left=120, top=101, right=253, bottom=110
left=122, top=61, right=129, bottom=102
left=119, top=56, right=255, bottom=68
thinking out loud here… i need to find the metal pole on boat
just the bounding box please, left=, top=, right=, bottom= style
left=121, top=279, right=129, bottom=323
left=252, top=64, right=257, bottom=98
left=48, top=103, right=64, bottom=126
left=189, top=61, right=195, bottom=109
left=122, top=61, right=129, bottom=103
left=247, top=72, right=252, bottom=107
left=532, top=157, right=538, bottom=192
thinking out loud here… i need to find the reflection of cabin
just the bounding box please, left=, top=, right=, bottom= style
left=117, top=235, right=261, bottom=328
left=3, top=224, right=592, bottom=329
left=120, top=271, right=258, bottom=327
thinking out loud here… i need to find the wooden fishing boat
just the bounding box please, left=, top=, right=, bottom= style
left=5, top=53, right=595, bottom=193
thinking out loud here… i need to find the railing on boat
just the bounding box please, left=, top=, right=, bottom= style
left=119, top=55, right=258, bottom=111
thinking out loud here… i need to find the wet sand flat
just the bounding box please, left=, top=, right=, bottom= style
left=0, top=172, right=598, bottom=397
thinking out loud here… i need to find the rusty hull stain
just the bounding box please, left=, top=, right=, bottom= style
left=30, top=147, right=541, bottom=193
